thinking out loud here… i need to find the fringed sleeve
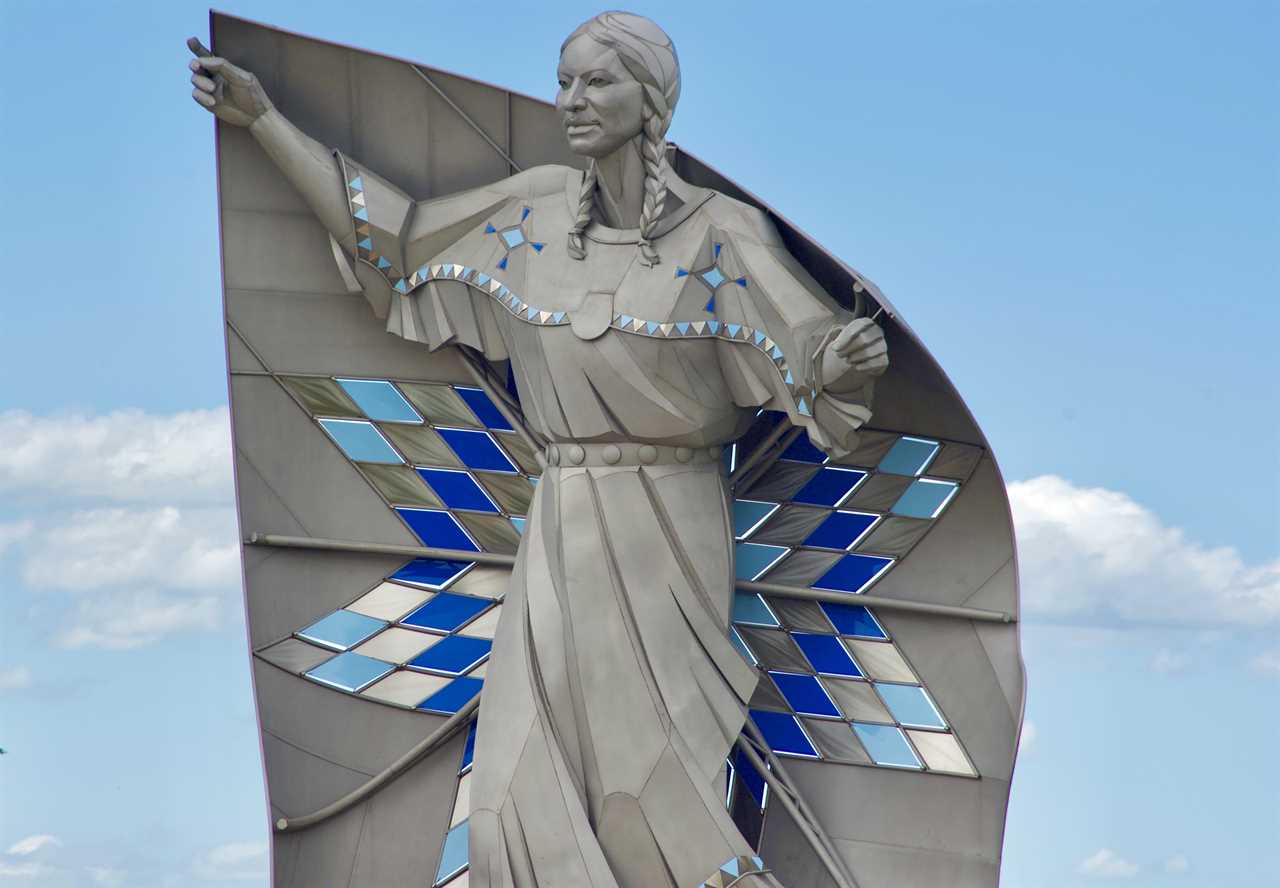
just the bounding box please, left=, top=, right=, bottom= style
left=709, top=223, right=877, bottom=460
left=332, top=152, right=517, bottom=362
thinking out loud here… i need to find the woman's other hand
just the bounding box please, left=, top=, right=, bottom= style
left=820, top=317, right=889, bottom=392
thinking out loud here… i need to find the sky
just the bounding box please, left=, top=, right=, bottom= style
left=0, top=0, right=1276, bottom=886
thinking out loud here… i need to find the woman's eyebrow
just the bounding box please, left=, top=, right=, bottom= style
left=556, top=67, right=614, bottom=81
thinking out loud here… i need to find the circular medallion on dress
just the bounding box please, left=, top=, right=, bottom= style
left=602, top=444, right=622, bottom=464
left=638, top=445, right=658, bottom=464
left=675, top=447, right=692, bottom=463
left=567, top=445, right=586, bottom=465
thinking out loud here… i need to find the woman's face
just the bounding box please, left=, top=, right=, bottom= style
left=556, top=35, right=645, bottom=159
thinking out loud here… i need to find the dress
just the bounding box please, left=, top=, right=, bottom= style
left=335, top=158, right=873, bottom=887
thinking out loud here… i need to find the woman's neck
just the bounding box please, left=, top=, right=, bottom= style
left=592, top=137, right=647, bottom=229
left=590, top=136, right=695, bottom=231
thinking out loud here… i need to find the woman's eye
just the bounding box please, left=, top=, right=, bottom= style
left=589, top=78, right=607, bottom=87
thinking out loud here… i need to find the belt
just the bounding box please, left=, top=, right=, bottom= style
left=544, top=441, right=724, bottom=467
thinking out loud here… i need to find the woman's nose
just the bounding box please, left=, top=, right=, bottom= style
left=563, top=79, right=587, bottom=110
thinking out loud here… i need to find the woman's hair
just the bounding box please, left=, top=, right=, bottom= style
left=562, top=11, right=680, bottom=267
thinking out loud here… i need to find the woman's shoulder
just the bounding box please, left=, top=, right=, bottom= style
left=484, top=164, right=580, bottom=200
left=682, top=189, right=778, bottom=246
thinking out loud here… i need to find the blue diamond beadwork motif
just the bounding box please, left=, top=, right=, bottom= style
left=486, top=206, right=544, bottom=270
left=676, top=242, right=748, bottom=313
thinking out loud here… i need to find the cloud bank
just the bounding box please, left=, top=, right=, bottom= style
left=1009, top=475, right=1279, bottom=628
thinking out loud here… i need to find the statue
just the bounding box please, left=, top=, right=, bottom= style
left=191, top=11, right=1022, bottom=888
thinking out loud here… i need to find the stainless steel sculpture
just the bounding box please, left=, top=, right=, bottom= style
left=193, top=10, right=1024, bottom=888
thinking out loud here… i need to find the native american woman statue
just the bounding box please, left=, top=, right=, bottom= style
left=193, top=10, right=1021, bottom=888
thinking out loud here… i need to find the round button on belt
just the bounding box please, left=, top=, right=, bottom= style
left=675, top=447, right=692, bottom=463
left=638, top=445, right=658, bottom=464
left=602, top=444, right=622, bottom=465
left=567, top=445, right=586, bottom=465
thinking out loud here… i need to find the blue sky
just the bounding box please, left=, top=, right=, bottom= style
left=0, top=1, right=1275, bottom=886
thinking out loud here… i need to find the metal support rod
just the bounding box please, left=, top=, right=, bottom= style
left=410, top=65, right=522, bottom=173
left=246, top=534, right=1015, bottom=622
left=275, top=698, right=479, bottom=833
left=741, top=720, right=859, bottom=888
left=735, top=426, right=803, bottom=495
left=734, top=736, right=857, bottom=888
left=727, top=419, right=793, bottom=488
left=457, top=347, right=548, bottom=452
left=246, top=533, right=517, bottom=568
left=737, top=579, right=1013, bottom=623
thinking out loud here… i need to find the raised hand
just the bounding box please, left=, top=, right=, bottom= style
left=820, top=317, right=889, bottom=390
left=187, top=37, right=273, bottom=127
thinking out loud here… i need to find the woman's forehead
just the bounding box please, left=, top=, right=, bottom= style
left=558, top=36, right=624, bottom=76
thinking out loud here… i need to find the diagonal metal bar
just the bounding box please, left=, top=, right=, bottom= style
left=410, top=65, right=523, bottom=173
left=273, top=698, right=478, bottom=832
left=246, top=533, right=1014, bottom=622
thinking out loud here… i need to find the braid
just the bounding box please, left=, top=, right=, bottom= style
left=636, top=111, right=669, bottom=267
left=567, top=160, right=598, bottom=260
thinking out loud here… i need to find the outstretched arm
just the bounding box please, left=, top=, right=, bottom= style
left=187, top=38, right=352, bottom=243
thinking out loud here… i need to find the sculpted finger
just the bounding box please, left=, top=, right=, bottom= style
left=191, top=73, right=217, bottom=92
left=835, top=327, right=882, bottom=357
left=854, top=355, right=889, bottom=373
left=187, top=37, right=213, bottom=58
left=192, top=89, right=216, bottom=108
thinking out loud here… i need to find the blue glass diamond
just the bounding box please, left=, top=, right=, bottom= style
left=735, top=542, right=789, bottom=581
left=391, top=558, right=474, bottom=590
left=501, top=229, right=525, bottom=249
left=305, top=651, right=392, bottom=693
left=297, top=609, right=387, bottom=651
left=804, top=511, right=878, bottom=550
left=749, top=709, right=817, bottom=757
left=395, top=508, right=479, bottom=552
left=813, top=554, right=894, bottom=594
left=336, top=379, right=421, bottom=423
left=792, top=633, right=862, bottom=677
left=732, top=592, right=779, bottom=627
left=769, top=672, right=841, bottom=717
left=318, top=419, right=403, bottom=464
left=454, top=386, right=513, bottom=431
left=402, top=592, right=492, bottom=633
left=733, top=499, right=777, bottom=539
left=437, top=429, right=517, bottom=473
left=408, top=634, right=493, bottom=675
left=701, top=267, right=727, bottom=289
left=853, top=723, right=921, bottom=769
left=434, top=820, right=469, bottom=883
left=791, top=467, right=867, bottom=507
left=891, top=479, right=959, bottom=519
left=418, top=676, right=484, bottom=715
left=876, top=683, right=946, bottom=729
left=878, top=437, right=940, bottom=476
left=416, top=468, right=499, bottom=513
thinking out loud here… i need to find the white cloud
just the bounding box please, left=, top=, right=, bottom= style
left=1163, top=854, right=1190, bottom=874
left=1077, top=848, right=1139, bottom=878
left=1018, top=719, right=1037, bottom=754
left=0, top=408, right=232, bottom=505
left=0, top=860, right=48, bottom=879
left=9, top=505, right=242, bottom=650
left=86, top=865, right=126, bottom=885
left=1009, top=475, right=1280, bottom=627
left=1250, top=650, right=1280, bottom=677
left=21, top=506, right=238, bottom=593
left=5, top=835, right=60, bottom=856
left=193, top=841, right=268, bottom=881
left=1149, top=648, right=1189, bottom=674
left=0, top=666, right=31, bottom=692
left=0, top=521, right=33, bottom=556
